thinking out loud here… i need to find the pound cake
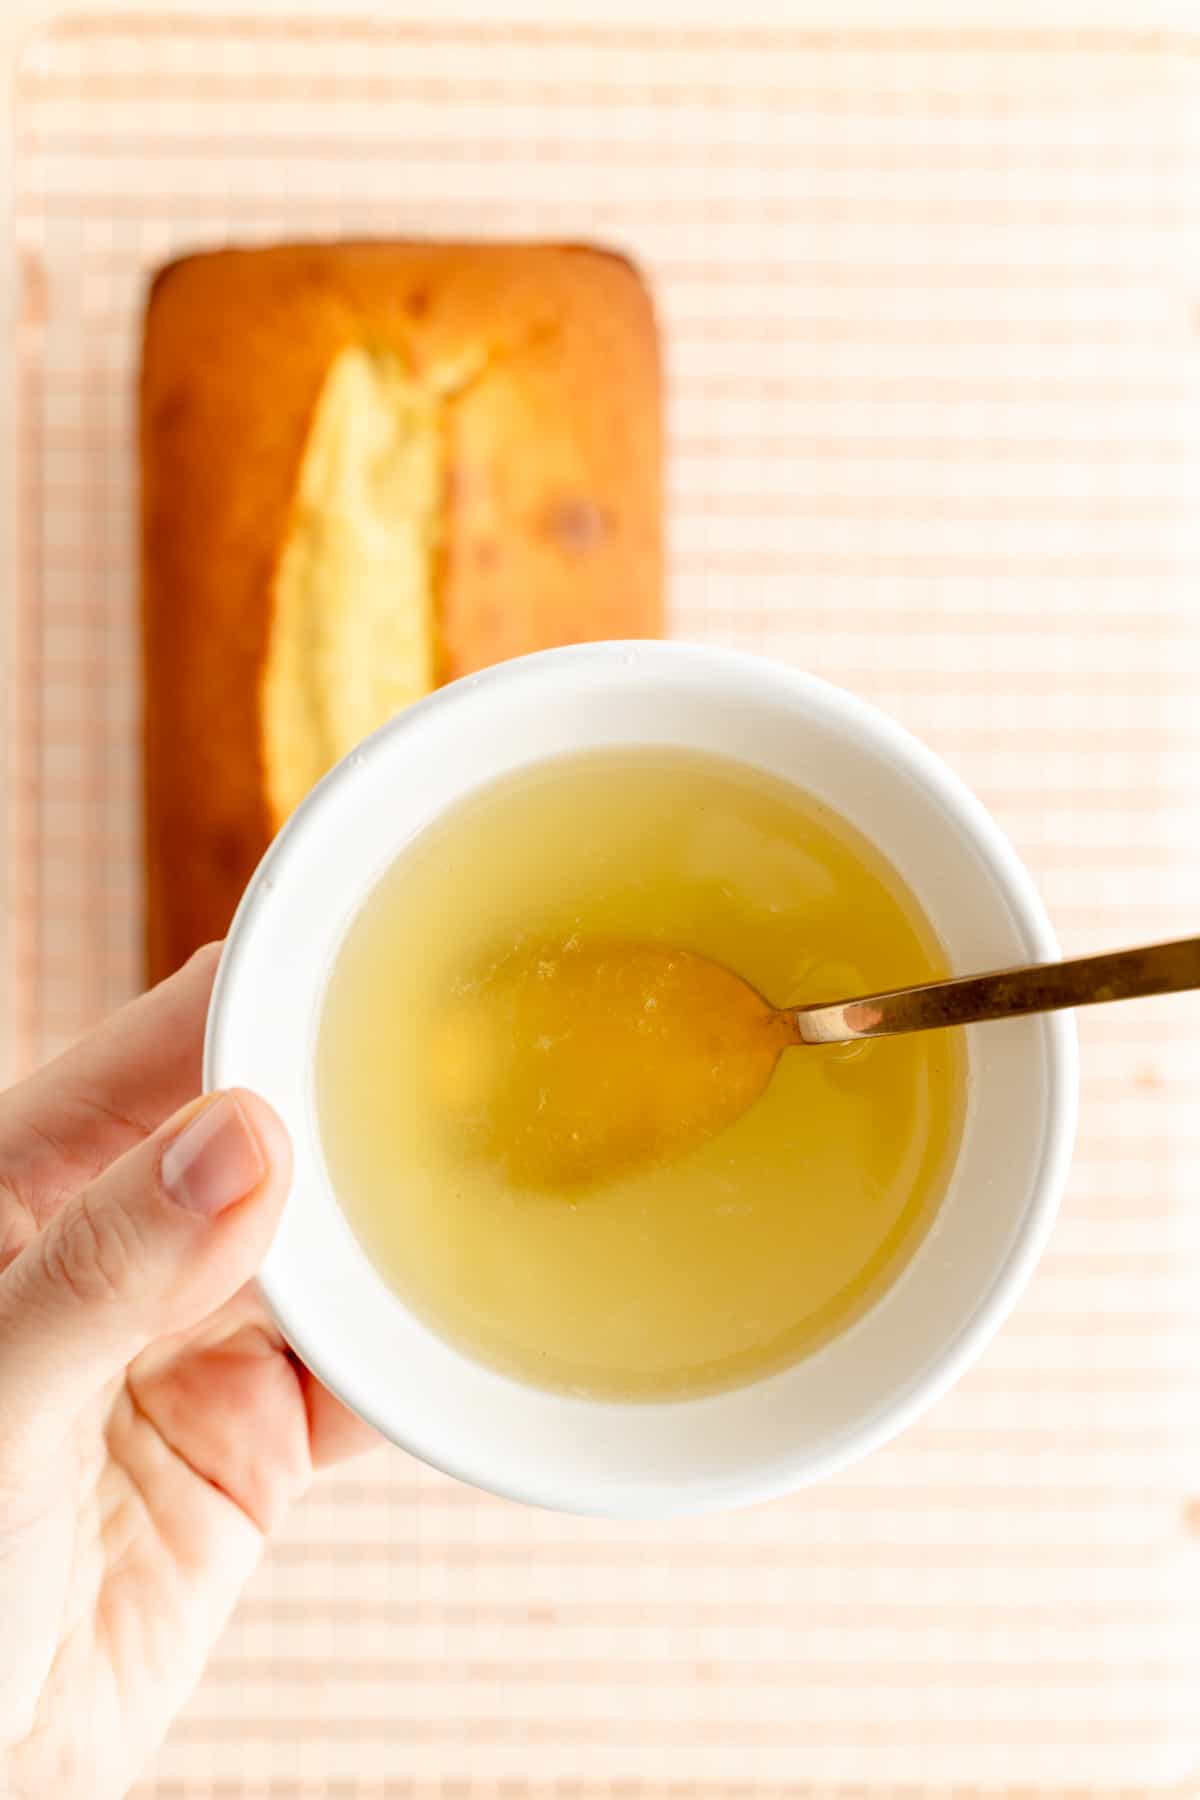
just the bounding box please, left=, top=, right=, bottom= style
left=140, top=241, right=662, bottom=983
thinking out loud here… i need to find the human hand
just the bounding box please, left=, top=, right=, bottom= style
left=0, top=947, right=377, bottom=1799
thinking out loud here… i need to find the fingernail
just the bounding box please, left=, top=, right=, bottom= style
left=161, top=1093, right=266, bottom=1217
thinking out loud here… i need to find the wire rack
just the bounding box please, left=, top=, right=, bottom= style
left=9, top=12, right=1200, bottom=1796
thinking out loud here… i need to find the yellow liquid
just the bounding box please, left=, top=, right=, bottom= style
left=317, top=748, right=966, bottom=1401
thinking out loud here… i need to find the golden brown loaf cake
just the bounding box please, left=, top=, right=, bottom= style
left=140, top=241, right=663, bottom=983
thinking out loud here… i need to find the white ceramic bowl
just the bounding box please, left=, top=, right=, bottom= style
left=205, top=642, right=1077, bottom=1517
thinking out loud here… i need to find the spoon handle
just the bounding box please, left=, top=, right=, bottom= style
left=791, top=934, right=1200, bottom=1046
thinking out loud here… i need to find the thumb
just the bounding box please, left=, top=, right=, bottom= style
left=0, top=1089, right=291, bottom=1465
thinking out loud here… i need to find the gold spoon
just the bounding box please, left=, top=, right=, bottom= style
left=432, top=934, right=1200, bottom=1190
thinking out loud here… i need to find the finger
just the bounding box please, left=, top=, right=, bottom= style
left=0, top=1088, right=291, bottom=1466
left=128, top=1315, right=379, bottom=1537
left=132, top=1282, right=382, bottom=1477
left=0, top=943, right=221, bottom=1237
left=295, top=1365, right=384, bottom=1469
left=130, top=1321, right=314, bottom=1536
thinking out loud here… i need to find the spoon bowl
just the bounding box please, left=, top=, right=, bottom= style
left=431, top=939, right=794, bottom=1189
